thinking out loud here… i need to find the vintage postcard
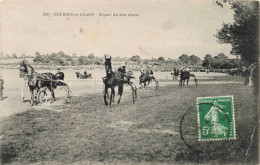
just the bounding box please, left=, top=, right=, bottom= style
left=0, top=0, right=259, bottom=164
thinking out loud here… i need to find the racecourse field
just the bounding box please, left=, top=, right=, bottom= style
left=0, top=69, right=258, bottom=164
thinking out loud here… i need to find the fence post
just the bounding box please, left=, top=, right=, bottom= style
left=68, top=81, right=71, bottom=88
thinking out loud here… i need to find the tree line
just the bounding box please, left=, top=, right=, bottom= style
left=1, top=50, right=242, bottom=70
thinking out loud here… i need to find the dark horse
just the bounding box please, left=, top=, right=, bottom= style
left=76, top=72, right=92, bottom=79
left=19, top=61, right=58, bottom=106
left=19, top=61, right=71, bottom=106
left=139, top=70, right=159, bottom=90
left=179, top=70, right=198, bottom=87
left=103, top=56, right=137, bottom=106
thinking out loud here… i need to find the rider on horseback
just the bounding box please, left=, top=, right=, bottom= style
left=146, top=68, right=153, bottom=79
left=118, top=66, right=134, bottom=83
left=139, top=70, right=145, bottom=80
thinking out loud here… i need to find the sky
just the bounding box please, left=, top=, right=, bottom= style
left=0, top=0, right=235, bottom=59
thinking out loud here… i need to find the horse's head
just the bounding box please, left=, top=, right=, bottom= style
left=19, top=60, right=28, bottom=78
left=19, top=61, right=35, bottom=79
left=104, top=55, right=112, bottom=75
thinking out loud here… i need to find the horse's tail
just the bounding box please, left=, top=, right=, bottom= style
left=118, top=84, right=123, bottom=96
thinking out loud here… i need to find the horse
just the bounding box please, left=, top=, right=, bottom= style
left=179, top=70, right=198, bottom=87
left=19, top=61, right=58, bottom=106
left=139, top=70, right=159, bottom=90
left=75, top=72, right=92, bottom=79
left=103, top=56, right=137, bottom=106
left=102, top=56, right=125, bottom=106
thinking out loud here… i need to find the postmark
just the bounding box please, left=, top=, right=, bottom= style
left=197, top=96, right=236, bottom=141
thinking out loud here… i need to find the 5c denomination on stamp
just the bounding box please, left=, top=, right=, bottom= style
left=197, top=96, right=236, bottom=141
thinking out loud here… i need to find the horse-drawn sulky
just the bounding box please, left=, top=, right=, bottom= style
left=19, top=61, right=71, bottom=106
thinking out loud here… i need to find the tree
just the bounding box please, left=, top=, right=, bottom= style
left=72, top=53, right=77, bottom=58
left=12, top=53, right=17, bottom=59
left=33, top=52, right=43, bottom=64
left=158, top=57, right=165, bottom=63
left=166, top=58, right=174, bottom=64
left=179, top=54, right=189, bottom=64
left=215, top=1, right=259, bottom=65
left=78, top=56, right=91, bottom=65
left=202, top=54, right=213, bottom=68
left=57, top=51, right=65, bottom=56
left=129, top=55, right=141, bottom=64
left=143, top=59, right=149, bottom=65
left=189, top=55, right=201, bottom=66
left=214, top=53, right=228, bottom=60
left=88, top=53, right=95, bottom=60
left=21, top=54, right=26, bottom=58
left=5, top=54, right=11, bottom=58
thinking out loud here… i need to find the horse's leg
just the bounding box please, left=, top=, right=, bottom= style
left=29, top=86, right=34, bottom=106
left=65, top=84, right=72, bottom=98
left=35, top=81, right=42, bottom=102
left=47, top=85, right=55, bottom=102
left=112, top=88, right=115, bottom=103
left=35, top=87, right=40, bottom=103
left=180, top=80, right=183, bottom=87
left=110, top=87, right=114, bottom=106
left=34, top=87, right=39, bottom=99
left=139, top=81, right=142, bottom=88
left=118, top=85, right=123, bottom=105
left=104, top=85, right=108, bottom=106
left=187, top=78, right=189, bottom=86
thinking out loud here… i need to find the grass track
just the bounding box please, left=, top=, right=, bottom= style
left=0, top=82, right=258, bottom=164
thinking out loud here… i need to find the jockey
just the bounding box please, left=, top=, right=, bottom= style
left=118, top=66, right=129, bottom=82
left=146, top=68, right=153, bottom=75
left=139, top=70, right=145, bottom=79
left=118, top=66, right=126, bottom=74
left=149, top=68, right=153, bottom=75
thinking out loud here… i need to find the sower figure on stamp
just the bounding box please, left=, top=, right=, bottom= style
left=205, top=100, right=228, bottom=137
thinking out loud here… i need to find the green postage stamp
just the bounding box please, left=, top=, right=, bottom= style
left=197, top=96, right=236, bottom=141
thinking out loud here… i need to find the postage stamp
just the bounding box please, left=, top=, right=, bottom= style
left=197, top=96, right=236, bottom=141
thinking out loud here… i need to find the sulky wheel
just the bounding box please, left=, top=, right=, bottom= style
left=38, top=90, right=48, bottom=103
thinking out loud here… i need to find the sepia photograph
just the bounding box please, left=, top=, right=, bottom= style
left=0, top=0, right=259, bottom=164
